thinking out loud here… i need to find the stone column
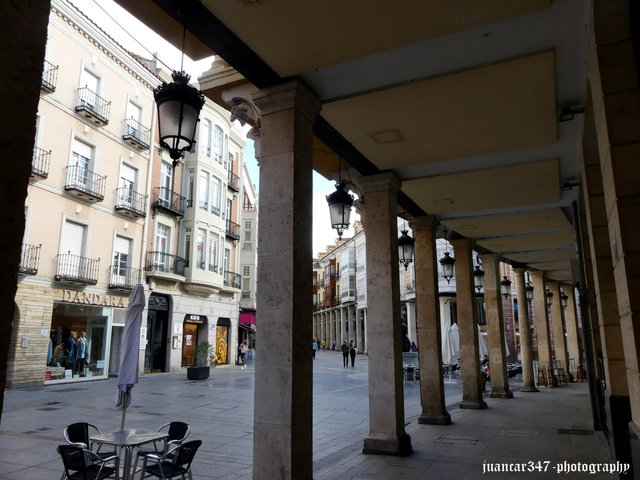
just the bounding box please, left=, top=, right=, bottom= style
left=359, top=308, right=366, bottom=353
left=331, top=310, right=337, bottom=348
left=564, top=286, right=582, bottom=374
left=359, top=173, right=412, bottom=456
left=513, top=268, right=538, bottom=392
left=406, top=302, right=417, bottom=344
left=411, top=216, right=451, bottom=424
left=549, top=281, right=569, bottom=372
left=363, top=308, right=368, bottom=354
left=320, top=313, right=325, bottom=347
left=452, top=238, right=487, bottom=409
left=479, top=254, right=512, bottom=398
left=251, top=81, right=319, bottom=480
left=340, top=307, right=347, bottom=344
left=530, top=271, right=552, bottom=378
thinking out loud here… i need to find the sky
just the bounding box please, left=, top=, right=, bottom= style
left=71, top=0, right=357, bottom=255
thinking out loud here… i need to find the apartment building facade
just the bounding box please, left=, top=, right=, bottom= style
left=10, top=0, right=253, bottom=387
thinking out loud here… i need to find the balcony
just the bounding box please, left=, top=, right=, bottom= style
left=223, top=270, right=241, bottom=289
left=108, top=266, right=142, bottom=290
left=65, top=164, right=106, bottom=202
left=114, top=187, right=147, bottom=218
left=226, top=220, right=240, bottom=240
left=145, top=251, right=185, bottom=277
left=31, top=147, right=50, bottom=179
left=19, top=244, right=41, bottom=275
left=122, top=118, right=151, bottom=150
left=152, top=187, right=185, bottom=217
left=54, top=253, right=100, bottom=285
left=41, top=60, right=58, bottom=93
left=75, top=87, right=110, bottom=125
left=228, top=171, right=240, bottom=192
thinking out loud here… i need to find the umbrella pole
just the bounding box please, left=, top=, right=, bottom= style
left=120, top=405, right=126, bottom=430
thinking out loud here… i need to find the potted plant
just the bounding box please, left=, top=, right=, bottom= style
left=187, top=342, right=214, bottom=380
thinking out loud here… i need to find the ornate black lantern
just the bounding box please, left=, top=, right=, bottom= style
left=525, top=283, right=534, bottom=302
left=154, top=70, right=205, bottom=162
left=560, top=288, right=568, bottom=309
left=473, top=265, right=484, bottom=292
left=545, top=287, right=554, bottom=312
left=398, top=228, right=415, bottom=271
left=500, top=275, right=512, bottom=298
left=439, top=251, right=455, bottom=284
left=326, top=182, right=354, bottom=240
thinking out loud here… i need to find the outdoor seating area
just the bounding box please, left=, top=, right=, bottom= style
left=58, top=421, right=197, bottom=480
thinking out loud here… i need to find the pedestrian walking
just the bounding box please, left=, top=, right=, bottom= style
left=239, top=340, right=249, bottom=369
left=341, top=341, right=349, bottom=367
left=349, top=340, right=357, bottom=367
left=312, top=339, right=318, bottom=359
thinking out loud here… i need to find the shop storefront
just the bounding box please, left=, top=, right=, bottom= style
left=45, top=290, right=125, bottom=384
left=215, top=318, right=231, bottom=365
left=145, top=293, right=170, bottom=373
left=181, top=314, right=207, bottom=366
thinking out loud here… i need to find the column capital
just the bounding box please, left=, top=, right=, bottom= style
left=529, top=270, right=546, bottom=281
left=358, top=172, right=401, bottom=195
left=252, top=80, right=321, bottom=121
left=409, top=215, right=438, bottom=232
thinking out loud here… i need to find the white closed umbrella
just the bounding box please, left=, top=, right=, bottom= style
left=450, top=323, right=460, bottom=362
left=114, top=283, right=145, bottom=430
left=478, top=324, right=489, bottom=358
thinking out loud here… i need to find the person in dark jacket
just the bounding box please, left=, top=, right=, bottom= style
left=349, top=340, right=357, bottom=367
left=341, top=341, right=349, bottom=367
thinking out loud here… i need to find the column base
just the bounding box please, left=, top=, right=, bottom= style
left=490, top=390, right=513, bottom=399
left=629, top=421, right=639, bottom=478
left=520, top=385, right=539, bottom=392
left=459, top=399, right=487, bottom=409
left=363, top=432, right=412, bottom=456
left=418, top=412, right=451, bottom=425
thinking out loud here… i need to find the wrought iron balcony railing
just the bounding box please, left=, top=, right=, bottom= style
left=108, top=265, right=142, bottom=289
left=122, top=117, right=151, bottom=149
left=75, top=87, right=111, bottom=125
left=223, top=270, right=241, bottom=289
left=114, top=187, right=147, bottom=217
left=228, top=171, right=240, bottom=192
left=145, top=251, right=186, bottom=276
left=65, top=164, right=106, bottom=201
left=54, top=252, right=100, bottom=285
left=41, top=60, right=58, bottom=93
left=19, top=244, right=41, bottom=275
left=31, top=147, right=51, bottom=179
left=152, top=187, right=185, bottom=217
left=226, top=220, right=240, bottom=240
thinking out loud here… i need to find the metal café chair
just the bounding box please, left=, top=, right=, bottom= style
left=135, top=422, right=190, bottom=472
left=57, top=444, right=118, bottom=480
left=139, top=440, right=201, bottom=480
left=64, top=422, right=118, bottom=463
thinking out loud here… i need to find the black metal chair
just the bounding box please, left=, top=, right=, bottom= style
left=139, top=440, right=201, bottom=480
left=57, top=444, right=118, bottom=480
left=63, top=422, right=117, bottom=462
left=134, top=422, right=190, bottom=474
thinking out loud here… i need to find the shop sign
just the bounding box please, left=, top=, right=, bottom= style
left=61, top=289, right=126, bottom=308
left=184, top=314, right=206, bottom=325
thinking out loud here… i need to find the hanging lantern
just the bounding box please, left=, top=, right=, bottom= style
left=439, top=251, right=455, bottom=284
left=545, top=288, right=553, bottom=312
left=326, top=182, right=354, bottom=240
left=398, top=229, right=415, bottom=271
left=525, top=283, right=534, bottom=302
left=154, top=70, right=205, bottom=161
left=500, top=275, right=512, bottom=298
left=473, top=265, right=484, bottom=292
left=561, top=289, right=568, bottom=309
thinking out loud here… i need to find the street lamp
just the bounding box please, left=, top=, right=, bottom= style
left=560, top=288, right=568, bottom=309
left=525, top=271, right=534, bottom=302
left=545, top=287, right=553, bottom=312
left=473, top=255, right=484, bottom=292
left=153, top=22, right=204, bottom=163
left=500, top=275, right=512, bottom=298
left=326, top=157, right=354, bottom=240
left=397, top=227, right=415, bottom=271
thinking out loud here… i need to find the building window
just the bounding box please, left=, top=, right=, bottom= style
left=244, top=220, right=252, bottom=230
left=243, top=265, right=251, bottom=277
left=211, top=177, right=221, bottom=216
left=213, top=125, right=223, bottom=164
left=199, top=171, right=209, bottom=210
left=155, top=224, right=170, bottom=254
left=208, top=234, right=219, bottom=272
left=184, top=230, right=191, bottom=268
left=112, top=235, right=131, bottom=278
left=70, top=139, right=94, bottom=186
left=186, top=169, right=195, bottom=208
left=160, top=161, right=172, bottom=201
left=118, top=163, right=137, bottom=207
left=202, top=119, right=212, bottom=157
left=197, top=228, right=206, bottom=269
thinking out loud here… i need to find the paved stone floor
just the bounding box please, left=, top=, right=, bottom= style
left=0, top=351, right=616, bottom=479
